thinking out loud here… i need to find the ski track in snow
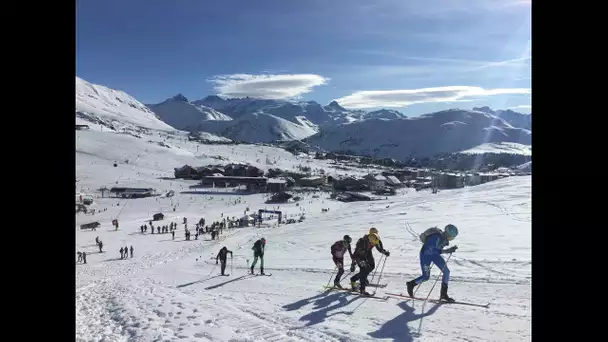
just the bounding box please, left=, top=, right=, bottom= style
left=76, top=121, right=531, bottom=341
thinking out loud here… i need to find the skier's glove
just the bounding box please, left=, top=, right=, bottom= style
left=384, top=251, right=390, bottom=257
left=445, top=246, right=458, bottom=254
left=350, top=264, right=356, bottom=272
left=359, top=260, right=368, bottom=268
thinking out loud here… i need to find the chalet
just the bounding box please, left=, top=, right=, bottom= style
left=110, top=187, right=155, bottom=198
left=465, top=173, right=482, bottom=186
left=384, top=175, right=402, bottom=187
left=174, top=165, right=198, bottom=179
left=437, top=173, right=465, bottom=189
left=369, top=175, right=387, bottom=191
left=299, top=176, right=326, bottom=187
left=333, top=177, right=367, bottom=191
left=267, top=178, right=287, bottom=193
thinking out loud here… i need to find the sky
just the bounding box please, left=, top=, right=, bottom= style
left=76, top=0, right=531, bottom=116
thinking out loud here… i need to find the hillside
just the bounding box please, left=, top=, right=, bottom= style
left=305, top=109, right=531, bottom=158
left=459, top=142, right=532, bottom=156
left=147, top=94, right=232, bottom=131
left=76, top=77, right=174, bottom=131
left=212, top=112, right=319, bottom=142
left=473, top=106, right=531, bottom=130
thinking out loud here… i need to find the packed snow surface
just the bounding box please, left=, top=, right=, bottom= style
left=76, top=153, right=531, bottom=341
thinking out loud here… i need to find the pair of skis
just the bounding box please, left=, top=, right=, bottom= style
left=323, top=285, right=389, bottom=300
left=322, top=285, right=489, bottom=307
left=385, top=292, right=490, bottom=308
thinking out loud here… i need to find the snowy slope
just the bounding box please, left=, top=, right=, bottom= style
left=473, top=107, right=531, bottom=130
left=363, top=109, right=408, bottom=120
left=147, top=94, right=233, bottom=131
left=516, top=161, right=532, bottom=172
left=76, top=77, right=174, bottom=131
left=199, top=112, right=320, bottom=143
left=306, top=109, right=532, bottom=158
left=460, top=142, right=532, bottom=156
left=76, top=164, right=531, bottom=341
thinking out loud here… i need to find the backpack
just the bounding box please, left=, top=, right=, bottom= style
left=419, top=227, right=443, bottom=243
left=331, top=241, right=344, bottom=254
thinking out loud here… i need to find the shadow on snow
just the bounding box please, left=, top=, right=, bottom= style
left=367, top=301, right=442, bottom=342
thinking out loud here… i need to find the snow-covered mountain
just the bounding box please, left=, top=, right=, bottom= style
left=147, top=94, right=232, bottom=131
left=199, top=111, right=319, bottom=143
left=76, top=77, right=174, bottom=131
left=363, top=109, right=408, bottom=120
left=305, top=109, right=531, bottom=159
left=195, top=97, right=369, bottom=127
left=473, top=106, right=531, bottom=130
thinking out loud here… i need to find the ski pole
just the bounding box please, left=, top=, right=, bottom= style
left=369, top=254, right=385, bottom=283
left=372, top=256, right=388, bottom=294
left=231, top=255, right=233, bottom=275
left=417, top=253, right=452, bottom=334
left=413, top=263, right=434, bottom=297
left=325, top=266, right=338, bottom=288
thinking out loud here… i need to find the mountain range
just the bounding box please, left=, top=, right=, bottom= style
left=76, top=77, right=531, bottom=158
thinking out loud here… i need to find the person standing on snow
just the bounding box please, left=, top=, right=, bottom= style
left=250, top=238, right=266, bottom=275
left=77, top=251, right=82, bottom=263
left=171, top=230, right=175, bottom=240
left=216, top=246, right=233, bottom=276
left=129, top=246, right=134, bottom=258
left=405, top=224, right=459, bottom=302
left=82, top=252, right=87, bottom=264
left=119, top=247, right=124, bottom=259
left=350, top=230, right=390, bottom=296
left=98, top=241, right=103, bottom=253
left=330, top=235, right=354, bottom=288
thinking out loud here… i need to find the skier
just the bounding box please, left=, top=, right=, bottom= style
left=82, top=252, right=87, bottom=264
left=405, top=224, right=459, bottom=302
left=98, top=241, right=103, bottom=253
left=95, top=236, right=99, bottom=245
left=350, top=231, right=390, bottom=296
left=120, top=247, right=124, bottom=259
left=216, top=246, right=233, bottom=276
left=330, top=235, right=354, bottom=288
left=172, top=230, right=175, bottom=240
left=77, top=251, right=82, bottom=263
left=129, top=246, right=134, bottom=258
left=250, top=237, right=266, bottom=275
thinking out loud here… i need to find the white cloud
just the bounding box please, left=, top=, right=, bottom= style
left=335, top=86, right=531, bottom=109
left=210, top=74, right=329, bottom=99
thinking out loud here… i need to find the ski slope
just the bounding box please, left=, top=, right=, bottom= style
left=76, top=166, right=531, bottom=341
left=459, top=142, right=532, bottom=156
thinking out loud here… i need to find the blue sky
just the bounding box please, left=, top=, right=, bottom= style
left=76, top=0, right=531, bottom=115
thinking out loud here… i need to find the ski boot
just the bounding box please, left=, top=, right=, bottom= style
left=333, top=281, right=343, bottom=289
left=250, top=266, right=254, bottom=275
left=406, top=280, right=417, bottom=298
left=260, top=267, right=265, bottom=275
left=440, top=283, right=455, bottom=303
left=350, top=281, right=358, bottom=291
left=360, top=287, right=371, bottom=296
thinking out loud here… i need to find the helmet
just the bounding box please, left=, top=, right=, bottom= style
left=368, top=232, right=380, bottom=246
left=343, top=235, right=352, bottom=244
left=261, top=237, right=266, bottom=244
left=369, top=227, right=378, bottom=235
left=444, top=224, right=458, bottom=240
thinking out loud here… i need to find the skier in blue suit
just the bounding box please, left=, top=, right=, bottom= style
left=406, top=224, right=459, bottom=302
